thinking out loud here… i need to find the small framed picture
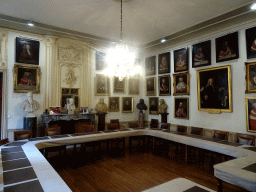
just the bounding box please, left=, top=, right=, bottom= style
left=113, top=77, right=126, bottom=93
left=16, top=37, right=40, bottom=65
left=173, top=72, right=190, bottom=95
left=14, top=64, right=40, bottom=93
left=149, top=97, right=159, bottom=115
left=174, top=97, right=189, bottom=119
left=159, top=75, right=171, bottom=96
left=122, top=97, right=133, bottom=113
left=246, top=97, right=256, bottom=133
left=158, top=52, right=170, bottom=74
left=197, top=65, right=232, bottom=113
left=174, top=48, right=189, bottom=72
left=109, top=97, right=120, bottom=112
left=245, top=62, right=256, bottom=93
left=95, top=74, right=110, bottom=96
left=128, top=78, right=139, bottom=95
left=145, top=56, right=156, bottom=76
left=95, top=52, right=107, bottom=71
left=246, top=26, right=256, bottom=59
left=192, top=40, right=211, bottom=68
left=146, top=77, right=156, bottom=96
left=215, top=32, right=239, bottom=63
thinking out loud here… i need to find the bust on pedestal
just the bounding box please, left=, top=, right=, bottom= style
left=136, top=99, right=147, bottom=128
left=22, top=92, right=39, bottom=137
left=158, top=99, right=169, bottom=123
left=95, top=98, right=108, bottom=131
left=66, top=98, right=75, bottom=114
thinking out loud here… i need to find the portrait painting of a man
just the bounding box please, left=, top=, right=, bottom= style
left=146, top=77, right=156, bottom=96
left=215, top=32, right=239, bottom=63
left=149, top=97, right=159, bottom=115
left=159, top=75, right=170, bottom=96
left=145, top=56, right=156, bottom=76
left=246, top=26, right=256, bottom=59
left=174, top=48, right=189, bottom=72
left=192, top=40, right=211, bottom=68
left=174, top=98, right=189, bottom=119
left=128, top=78, right=139, bottom=95
left=96, top=52, right=107, bottom=71
left=158, top=52, right=170, bottom=74
left=95, top=74, right=109, bottom=96
left=246, top=98, right=256, bottom=133
left=245, top=62, right=256, bottom=93
left=173, top=72, right=189, bottom=95
left=113, top=77, right=125, bottom=93
left=197, top=65, right=232, bottom=113
left=109, top=97, right=120, bottom=112
left=122, top=97, right=133, bottom=113
left=16, top=37, right=40, bottom=65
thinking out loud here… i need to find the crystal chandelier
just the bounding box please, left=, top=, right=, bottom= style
left=103, top=0, right=141, bottom=81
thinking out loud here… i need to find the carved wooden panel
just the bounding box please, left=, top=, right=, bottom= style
left=58, top=46, right=82, bottom=63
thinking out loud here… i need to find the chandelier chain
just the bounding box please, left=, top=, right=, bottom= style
left=120, top=0, right=123, bottom=39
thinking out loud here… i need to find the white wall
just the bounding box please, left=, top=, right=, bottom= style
left=145, top=21, right=256, bottom=135
left=6, top=31, right=46, bottom=130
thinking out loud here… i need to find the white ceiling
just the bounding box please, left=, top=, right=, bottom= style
left=0, top=0, right=253, bottom=45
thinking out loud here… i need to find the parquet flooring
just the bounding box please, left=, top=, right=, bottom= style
left=50, top=147, right=249, bottom=192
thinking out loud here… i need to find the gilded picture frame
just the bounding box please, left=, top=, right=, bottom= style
left=246, top=97, right=256, bottom=133
left=197, top=65, right=232, bottom=113
left=113, top=76, right=126, bottom=93
left=122, top=97, right=133, bottom=113
left=246, top=26, right=256, bottom=59
left=159, top=75, right=171, bottom=96
left=146, top=77, right=156, bottom=96
left=95, top=74, right=110, bottom=96
left=173, top=72, right=190, bottom=95
left=149, top=97, right=159, bottom=115
left=109, top=97, right=120, bottom=112
left=174, top=97, right=189, bottom=119
left=128, top=78, right=139, bottom=95
left=14, top=64, right=40, bottom=93
left=245, top=62, right=256, bottom=93
left=95, top=51, right=107, bottom=71
left=174, top=48, right=189, bottom=73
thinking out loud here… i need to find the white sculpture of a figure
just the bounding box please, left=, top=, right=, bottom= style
left=22, top=92, right=39, bottom=117
left=158, top=99, right=168, bottom=114
left=67, top=98, right=75, bottom=114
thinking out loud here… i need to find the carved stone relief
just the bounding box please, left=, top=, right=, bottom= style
left=60, top=63, right=81, bottom=88
left=0, top=30, right=8, bottom=68
left=58, top=46, right=82, bottom=63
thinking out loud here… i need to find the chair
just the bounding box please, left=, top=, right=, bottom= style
left=150, top=119, right=159, bottom=129
left=128, top=122, right=140, bottom=129
left=160, top=123, right=170, bottom=130
left=106, top=123, right=125, bottom=156
left=110, top=119, right=125, bottom=130
left=237, top=133, right=255, bottom=146
left=213, top=130, right=229, bottom=141
left=0, top=138, right=9, bottom=146
left=14, top=130, right=32, bottom=141
left=177, top=125, right=187, bottom=133
left=188, top=127, right=203, bottom=165
left=190, top=127, right=203, bottom=136
left=44, top=127, right=66, bottom=160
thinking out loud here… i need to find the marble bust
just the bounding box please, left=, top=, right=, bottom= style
left=22, top=92, right=39, bottom=117
left=158, top=99, right=168, bottom=113
left=95, top=98, right=108, bottom=113
left=66, top=98, right=75, bottom=114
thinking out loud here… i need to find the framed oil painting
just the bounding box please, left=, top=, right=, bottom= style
left=16, top=37, right=40, bottom=65
left=197, top=65, right=232, bottom=113
left=145, top=56, right=156, bottom=76
left=146, top=77, right=156, bottom=96
left=173, top=72, right=190, bottom=95
left=159, top=75, right=170, bottom=96
left=149, top=97, right=159, bottom=115
left=14, top=64, right=40, bottom=93
left=95, top=74, right=110, bottom=96
left=122, top=97, right=133, bottom=113
left=174, top=48, right=189, bottom=72
left=215, top=32, right=239, bottom=63
left=109, top=97, right=120, bottom=112
left=192, top=40, right=211, bottom=68
left=245, top=62, right=256, bottom=93
left=246, top=26, right=256, bottom=59
left=158, top=52, right=170, bottom=74
left=113, top=76, right=126, bottom=93
left=246, top=97, right=256, bottom=133
left=174, top=97, right=189, bottom=119
left=128, top=78, right=139, bottom=95
left=95, top=51, right=107, bottom=71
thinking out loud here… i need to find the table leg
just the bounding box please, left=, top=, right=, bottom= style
left=218, top=179, right=223, bottom=192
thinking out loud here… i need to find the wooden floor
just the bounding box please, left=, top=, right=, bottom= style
left=49, top=145, right=249, bottom=192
